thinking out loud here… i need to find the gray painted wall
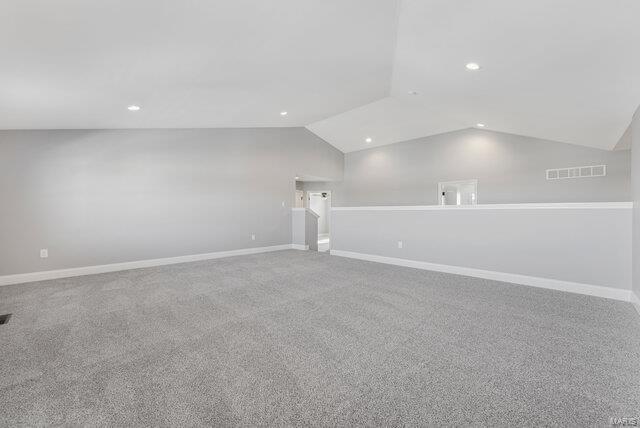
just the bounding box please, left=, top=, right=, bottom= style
left=305, top=210, right=319, bottom=251
left=632, top=108, right=640, bottom=301
left=318, top=129, right=631, bottom=206
left=0, top=128, right=343, bottom=275
left=291, top=210, right=306, bottom=248
left=331, top=207, right=632, bottom=290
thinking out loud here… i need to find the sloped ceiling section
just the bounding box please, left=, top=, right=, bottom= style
left=1, top=0, right=639, bottom=152
left=308, top=0, right=640, bottom=152
left=0, top=0, right=399, bottom=130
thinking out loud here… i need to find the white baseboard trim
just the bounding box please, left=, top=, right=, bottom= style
left=0, top=244, right=293, bottom=287
left=291, top=244, right=310, bottom=250
left=630, top=291, right=640, bottom=317
left=329, top=250, right=632, bottom=302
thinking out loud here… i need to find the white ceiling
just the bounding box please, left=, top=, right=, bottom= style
left=2, top=0, right=639, bottom=152
left=0, top=0, right=398, bottom=129
left=310, top=0, right=640, bottom=152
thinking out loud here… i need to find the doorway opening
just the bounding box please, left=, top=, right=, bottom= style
left=438, top=179, right=478, bottom=206
left=308, top=191, right=331, bottom=252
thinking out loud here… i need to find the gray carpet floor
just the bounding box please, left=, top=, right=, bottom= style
left=1, top=250, right=639, bottom=426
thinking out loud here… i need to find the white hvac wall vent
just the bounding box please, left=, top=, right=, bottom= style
left=546, top=165, right=606, bottom=180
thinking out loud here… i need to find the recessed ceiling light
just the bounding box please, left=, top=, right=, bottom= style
left=280, top=111, right=288, bottom=116
left=295, top=176, right=299, bottom=180
left=408, top=90, right=419, bottom=95
left=476, top=123, right=486, bottom=128
left=365, top=137, right=372, bottom=143
left=127, top=105, right=141, bottom=111
left=465, top=63, right=481, bottom=70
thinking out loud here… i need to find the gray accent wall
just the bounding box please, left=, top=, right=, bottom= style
left=632, top=107, right=640, bottom=301
left=326, top=129, right=631, bottom=206
left=0, top=128, right=343, bottom=275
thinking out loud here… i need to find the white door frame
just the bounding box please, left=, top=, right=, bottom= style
left=437, top=179, right=478, bottom=205
left=306, top=190, right=331, bottom=208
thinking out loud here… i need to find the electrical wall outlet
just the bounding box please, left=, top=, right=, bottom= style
left=40, top=248, right=48, bottom=258
left=251, top=234, right=256, bottom=241
left=397, top=241, right=403, bottom=249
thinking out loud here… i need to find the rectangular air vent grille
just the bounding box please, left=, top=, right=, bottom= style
left=546, top=165, right=606, bottom=180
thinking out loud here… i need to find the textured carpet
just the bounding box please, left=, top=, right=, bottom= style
left=1, top=250, right=639, bottom=426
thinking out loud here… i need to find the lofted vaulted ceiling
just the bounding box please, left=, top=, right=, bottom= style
left=2, top=1, right=639, bottom=152
left=0, top=1, right=398, bottom=131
